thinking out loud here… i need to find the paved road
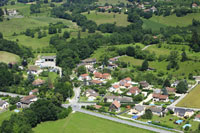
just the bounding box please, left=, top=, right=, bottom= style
left=0, top=91, right=24, bottom=97
left=73, top=108, right=173, bottom=133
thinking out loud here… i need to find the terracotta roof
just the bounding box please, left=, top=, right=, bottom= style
left=124, top=77, right=131, bottom=81
left=129, top=87, right=141, bottom=94
left=94, top=72, right=103, bottom=78
left=139, top=81, right=149, bottom=87
left=124, top=83, right=131, bottom=87
left=153, top=93, right=168, bottom=100
left=91, top=80, right=102, bottom=84
left=85, top=89, right=99, bottom=97
left=112, top=100, right=121, bottom=108
left=32, top=79, right=45, bottom=86
left=31, top=89, right=38, bottom=93
left=166, top=87, right=176, bottom=92
left=112, top=85, right=120, bottom=89
left=94, top=105, right=102, bottom=109
left=81, top=73, right=89, bottom=77
left=102, top=73, right=111, bottom=79
left=28, top=65, right=39, bottom=71
left=196, top=114, right=200, bottom=118
left=153, top=93, right=160, bottom=98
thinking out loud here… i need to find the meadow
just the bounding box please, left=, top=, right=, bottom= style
left=33, top=112, right=151, bottom=133
left=83, top=11, right=130, bottom=26
left=96, top=0, right=129, bottom=5
left=143, top=13, right=200, bottom=30
left=0, top=110, right=17, bottom=125
left=0, top=51, right=20, bottom=63
left=177, top=85, right=200, bottom=108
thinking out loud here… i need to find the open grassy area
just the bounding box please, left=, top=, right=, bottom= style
left=142, top=19, right=167, bottom=31
left=177, top=85, right=200, bottom=108
left=33, top=112, right=151, bottom=133
left=83, top=11, right=130, bottom=26
left=140, top=114, right=199, bottom=131
left=143, top=13, right=200, bottom=29
left=97, top=0, right=129, bottom=5
left=0, top=51, right=20, bottom=64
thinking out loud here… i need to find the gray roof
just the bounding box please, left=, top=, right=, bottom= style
left=105, top=96, right=132, bottom=102
left=42, top=56, right=56, bottom=59
left=0, top=100, right=6, bottom=106
left=85, top=89, right=99, bottom=97
left=174, top=108, right=193, bottom=116
left=134, top=105, right=145, bottom=112
left=149, top=106, right=162, bottom=113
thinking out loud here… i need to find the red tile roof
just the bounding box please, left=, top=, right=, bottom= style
left=153, top=93, right=168, bottom=100
left=94, top=72, right=102, bottom=78
left=91, top=80, right=102, bottom=84
left=124, top=77, right=131, bottom=81
left=102, top=73, right=111, bottom=79
left=81, top=73, right=89, bottom=77
left=112, top=100, right=121, bottom=108
left=196, top=114, right=200, bottom=118
left=166, top=87, right=176, bottom=92
left=129, top=87, right=141, bottom=94
left=112, top=85, right=120, bottom=89
left=94, top=105, right=102, bottom=109
left=32, top=79, right=45, bottom=86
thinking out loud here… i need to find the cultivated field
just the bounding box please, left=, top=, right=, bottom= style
left=0, top=51, right=20, bottom=64
left=33, top=112, right=151, bottom=133
left=83, top=11, right=130, bottom=26
left=177, top=85, right=200, bottom=108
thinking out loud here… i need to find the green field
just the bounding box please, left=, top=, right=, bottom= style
left=143, top=13, right=200, bottom=29
left=83, top=11, right=130, bottom=26
left=97, top=0, right=129, bottom=5
left=177, top=85, right=200, bottom=108
left=33, top=112, right=151, bottom=133
left=0, top=51, right=20, bottom=64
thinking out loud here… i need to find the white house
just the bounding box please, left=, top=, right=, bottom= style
left=85, top=89, right=99, bottom=101
left=35, top=56, right=56, bottom=68
left=78, top=74, right=91, bottom=81
left=28, top=65, right=42, bottom=75
left=17, top=95, right=38, bottom=108
left=109, top=84, right=122, bottom=94
left=0, top=100, right=9, bottom=110
left=128, top=105, right=145, bottom=116
left=126, top=86, right=141, bottom=96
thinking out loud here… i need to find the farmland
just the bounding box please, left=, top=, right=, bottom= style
left=177, top=85, right=200, bottom=108
left=33, top=112, right=151, bottom=133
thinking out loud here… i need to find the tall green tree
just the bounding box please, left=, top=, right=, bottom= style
left=163, top=78, right=171, bottom=87
left=181, top=51, right=187, bottom=62
left=176, top=80, right=188, bottom=94
left=141, top=60, right=148, bottom=71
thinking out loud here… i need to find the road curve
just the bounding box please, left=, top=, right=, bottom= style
left=74, top=108, right=173, bottom=133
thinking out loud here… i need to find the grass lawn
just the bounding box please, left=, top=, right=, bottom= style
left=0, top=51, right=20, bottom=64
left=83, top=11, right=130, bottom=27
left=139, top=114, right=199, bottom=131
left=0, top=110, right=17, bottom=125
left=144, top=13, right=200, bottom=28
left=33, top=112, right=152, bottom=133
left=142, top=18, right=167, bottom=31
left=177, top=84, right=200, bottom=108
left=97, top=0, right=129, bottom=5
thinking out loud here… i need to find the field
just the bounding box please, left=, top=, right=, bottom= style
left=0, top=51, right=20, bottom=64
left=83, top=11, right=130, bottom=26
left=143, top=13, right=200, bottom=30
left=33, top=112, right=151, bottom=133
left=97, top=0, right=129, bottom=5
left=177, top=85, right=200, bottom=108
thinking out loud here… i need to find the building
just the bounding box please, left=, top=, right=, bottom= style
left=29, top=89, right=39, bottom=95
left=102, top=73, right=111, bottom=80
left=194, top=114, right=200, bottom=121
left=82, top=58, right=96, bottom=64
left=28, top=65, right=42, bottom=75
left=174, top=108, right=194, bottom=118
left=35, top=56, right=56, bottom=68
left=139, top=81, right=150, bottom=89
left=0, top=100, right=9, bottom=110
left=171, top=80, right=180, bottom=87
left=166, top=87, right=176, bottom=94
left=93, top=105, right=102, bottom=110
left=17, top=95, right=38, bottom=108
left=149, top=106, right=163, bottom=116
left=127, top=86, right=141, bottom=96
left=109, top=84, right=122, bottom=94
left=192, top=3, right=198, bottom=8
left=104, top=95, right=133, bottom=103
left=94, top=72, right=103, bottom=79
left=129, top=104, right=145, bottom=116
left=90, top=80, right=102, bottom=85
left=98, top=6, right=112, bottom=10
left=153, top=93, right=169, bottom=102
left=107, top=63, right=118, bottom=69
left=85, top=89, right=99, bottom=101
left=150, top=6, right=157, bottom=12
left=78, top=74, right=91, bottom=81
left=109, top=100, right=121, bottom=112
left=32, top=79, right=45, bottom=86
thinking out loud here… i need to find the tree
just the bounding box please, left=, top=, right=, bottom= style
left=77, top=66, right=86, bottom=76
left=162, top=88, right=168, bottom=95
left=176, top=80, right=188, bottom=94
left=0, top=32, right=3, bottom=39
left=198, top=123, right=200, bottom=131
left=141, top=60, right=148, bottom=71
left=163, top=79, right=171, bottom=87
left=28, top=73, right=35, bottom=83
left=181, top=51, right=187, bottom=62
left=133, top=94, right=143, bottom=102
left=63, top=31, right=70, bottom=39
left=141, top=109, right=153, bottom=119
left=167, top=51, right=179, bottom=70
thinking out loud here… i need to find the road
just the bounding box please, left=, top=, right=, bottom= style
left=142, top=45, right=154, bottom=51
left=0, top=91, right=24, bottom=97
left=73, top=108, right=173, bottom=133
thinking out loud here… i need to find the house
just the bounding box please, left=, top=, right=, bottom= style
left=35, top=56, right=56, bottom=68
left=94, top=72, right=103, bottom=79
left=153, top=93, right=169, bottom=102
left=139, top=81, right=150, bottom=89
left=150, top=6, right=157, bottom=12
left=149, top=106, right=163, bottom=116
left=108, top=56, right=119, bottom=64
left=192, top=3, right=198, bottom=8
left=28, top=65, right=42, bottom=75
left=138, top=4, right=145, bottom=9
left=119, top=77, right=132, bottom=87
left=104, top=95, right=119, bottom=102
left=109, top=84, right=122, bottom=94
left=0, top=100, right=9, bottom=110
left=32, top=79, right=45, bottom=86
left=29, top=89, right=39, bottom=95
left=194, top=114, right=200, bottom=121
left=85, top=89, right=99, bottom=101
left=7, top=9, right=18, bottom=16
left=107, top=63, right=118, bottom=69
left=166, top=87, right=176, bottom=94
left=17, top=95, right=38, bottom=108
left=174, top=108, right=194, bottom=118
left=102, top=73, right=111, bottom=80
left=82, top=58, right=96, bottom=64
left=93, top=105, right=102, bottom=110
left=109, top=100, right=121, bottom=112
left=171, top=80, right=180, bottom=87
left=78, top=74, right=91, bottom=81
left=129, top=104, right=145, bottom=116
left=127, top=86, right=141, bottom=96
left=118, top=96, right=133, bottom=103
left=98, top=6, right=112, bottom=10
left=90, top=80, right=102, bottom=85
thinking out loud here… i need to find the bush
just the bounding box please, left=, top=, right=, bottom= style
left=57, top=107, right=72, bottom=119
left=9, top=105, right=17, bottom=111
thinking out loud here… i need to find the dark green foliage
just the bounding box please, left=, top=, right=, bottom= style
left=163, top=79, right=171, bottom=87
left=30, top=4, right=41, bottom=14
left=9, top=105, right=17, bottom=111
left=181, top=51, right=187, bottom=62
left=141, top=60, right=149, bottom=71
left=0, top=32, right=3, bottom=39
left=77, top=66, right=86, bottom=76
left=141, top=109, right=153, bottom=119
left=176, top=80, right=188, bottom=94
left=63, top=31, right=70, bottom=39
left=167, top=51, right=179, bottom=70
